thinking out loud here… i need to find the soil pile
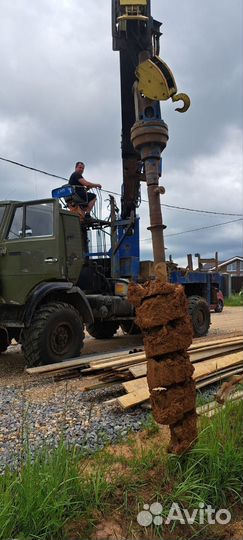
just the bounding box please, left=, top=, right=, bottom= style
left=128, top=280, right=197, bottom=453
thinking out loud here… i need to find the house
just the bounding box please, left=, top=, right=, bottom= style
left=212, top=256, right=243, bottom=276
left=211, top=257, right=243, bottom=295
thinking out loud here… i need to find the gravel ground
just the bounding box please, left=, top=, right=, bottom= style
left=0, top=376, right=223, bottom=472
left=0, top=380, right=148, bottom=472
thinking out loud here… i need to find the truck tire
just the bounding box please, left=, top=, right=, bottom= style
left=188, top=295, right=210, bottom=337
left=0, top=330, right=9, bottom=353
left=215, top=299, right=224, bottom=313
left=87, top=321, right=119, bottom=339
left=120, top=321, right=141, bottom=335
left=22, top=302, right=84, bottom=367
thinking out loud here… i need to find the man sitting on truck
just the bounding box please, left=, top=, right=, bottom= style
left=68, top=161, right=102, bottom=222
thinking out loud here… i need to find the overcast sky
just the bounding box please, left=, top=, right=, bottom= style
left=0, top=0, right=242, bottom=267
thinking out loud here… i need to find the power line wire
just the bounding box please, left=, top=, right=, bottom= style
left=149, top=202, right=242, bottom=216
left=141, top=218, right=243, bottom=241
left=0, top=155, right=242, bottom=217
left=0, top=156, right=67, bottom=181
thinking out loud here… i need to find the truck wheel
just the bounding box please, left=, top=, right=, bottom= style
left=215, top=299, right=224, bottom=313
left=87, top=321, right=119, bottom=339
left=120, top=321, right=141, bottom=335
left=22, top=302, right=84, bottom=367
left=0, top=330, right=9, bottom=353
left=188, top=295, right=210, bottom=337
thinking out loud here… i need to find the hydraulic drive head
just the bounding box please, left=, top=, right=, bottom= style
left=136, top=56, right=191, bottom=113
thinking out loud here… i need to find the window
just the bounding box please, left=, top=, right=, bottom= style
left=240, top=261, right=243, bottom=272
left=227, top=262, right=237, bottom=272
left=25, top=203, right=54, bottom=237
left=7, top=206, right=24, bottom=239
left=7, top=202, right=54, bottom=240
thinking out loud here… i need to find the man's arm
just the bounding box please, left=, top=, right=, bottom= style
left=79, top=177, right=102, bottom=190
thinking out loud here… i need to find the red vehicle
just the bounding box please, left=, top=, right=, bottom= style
left=211, top=290, right=224, bottom=313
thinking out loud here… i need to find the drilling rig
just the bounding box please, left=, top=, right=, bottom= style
left=113, top=1, right=197, bottom=453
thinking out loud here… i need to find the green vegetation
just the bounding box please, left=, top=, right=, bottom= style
left=0, top=401, right=242, bottom=539
left=224, top=293, right=243, bottom=307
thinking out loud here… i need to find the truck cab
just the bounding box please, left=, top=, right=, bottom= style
left=0, top=198, right=135, bottom=366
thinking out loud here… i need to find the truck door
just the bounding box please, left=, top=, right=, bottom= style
left=0, top=200, right=60, bottom=304
left=60, top=211, right=83, bottom=282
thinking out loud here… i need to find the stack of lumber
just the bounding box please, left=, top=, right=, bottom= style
left=81, top=337, right=243, bottom=408
left=26, top=337, right=243, bottom=410
left=117, top=350, right=243, bottom=409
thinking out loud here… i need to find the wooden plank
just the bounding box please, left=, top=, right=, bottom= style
left=124, top=353, right=243, bottom=394
left=81, top=354, right=145, bottom=372
left=128, top=344, right=243, bottom=379
left=129, top=363, right=147, bottom=378
left=26, top=348, right=144, bottom=375
left=124, top=364, right=243, bottom=396
left=189, top=336, right=243, bottom=350
left=190, top=343, right=243, bottom=363
left=123, top=377, right=147, bottom=393
left=193, top=352, right=243, bottom=380
left=80, top=337, right=243, bottom=374
left=196, top=367, right=243, bottom=389
left=26, top=356, right=90, bottom=375
left=118, top=353, right=243, bottom=409
left=82, top=380, right=121, bottom=391
left=26, top=348, right=138, bottom=375
left=117, top=387, right=150, bottom=409
left=90, top=351, right=144, bottom=368
left=196, top=364, right=243, bottom=383
left=92, top=338, right=243, bottom=371
left=118, top=369, right=243, bottom=410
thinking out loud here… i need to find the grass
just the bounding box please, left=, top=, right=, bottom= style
left=0, top=443, right=114, bottom=540
left=166, top=401, right=243, bottom=508
left=0, top=401, right=242, bottom=539
left=224, top=293, right=243, bottom=307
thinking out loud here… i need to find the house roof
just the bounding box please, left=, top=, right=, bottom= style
left=212, top=256, right=243, bottom=270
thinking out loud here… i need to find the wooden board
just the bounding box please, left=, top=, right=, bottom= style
left=127, top=351, right=243, bottom=389
left=123, top=377, right=147, bottom=393
left=118, top=352, right=243, bottom=409
left=190, top=343, right=243, bottom=363
left=26, top=356, right=90, bottom=375
left=118, top=368, right=243, bottom=410
left=81, top=354, right=145, bottom=372
left=91, top=338, right=243, bottom=372
left=193, top=352, right=243, bottom=380
left=128, top=344, right=243, bottom=379
left=189, top=336, right=243, bottom=350
left=129, top=363, right=147, bottom=378
left=26, top=348, right=143, bottom=375
left=117, top=387, right=150, bottom=409
left=196, top=367, right=243, bottom=389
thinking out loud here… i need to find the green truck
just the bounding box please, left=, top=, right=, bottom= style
left=0, top=199, right=134, bottom=367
